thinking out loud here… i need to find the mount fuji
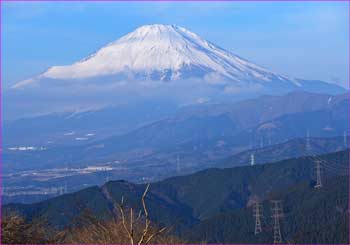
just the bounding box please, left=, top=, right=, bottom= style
left=7, top=24, right=345, bottom=120
left=13, top=24, right=287, bottom=85
left=12, top=24, right=344, bottom=95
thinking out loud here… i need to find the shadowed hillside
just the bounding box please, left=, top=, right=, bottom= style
left=3, top=150, right=349, bottom=243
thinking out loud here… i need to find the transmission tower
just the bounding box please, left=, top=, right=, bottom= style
left=344, top=131, right=347, bottom=148
left=253, top=202, right=263, bottom=234
left=314, top=160, right=322, bottom=189
left=305, top=130, right=312, bottom=154
left=250, top=153, right=255, bottom=166
left=105, top=169, right=109, bottom=183
left=58, top=186, right=64, bottom=195
left=260, top=137, right=264, bottom=148
left=271, top=200, right=283, bottom=244
left=176, top=155, right=181, bottom=173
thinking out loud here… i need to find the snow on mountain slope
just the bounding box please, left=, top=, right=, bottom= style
left=13, top=24, right=298, bottom=89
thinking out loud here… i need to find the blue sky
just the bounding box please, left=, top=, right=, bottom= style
left=2, top=1, right=349, bottom=88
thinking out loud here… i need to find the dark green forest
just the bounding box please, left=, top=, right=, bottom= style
left=2, top=150, right=349, bottom=244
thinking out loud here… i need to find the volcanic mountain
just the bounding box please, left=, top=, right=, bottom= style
left=12, top=24, right=344, bottom=95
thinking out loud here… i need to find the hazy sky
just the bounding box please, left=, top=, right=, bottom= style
left=2, top=1, right=349, bottom=88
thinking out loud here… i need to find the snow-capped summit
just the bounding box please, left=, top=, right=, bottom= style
left=14, top=24, right=296, bottom=88
left=8, top=24, right=345, bottom=120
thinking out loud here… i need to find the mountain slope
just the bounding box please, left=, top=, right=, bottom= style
left=8, top=25, right=345, bottom=119
left=3, top=101, right=177, bottom=146
left=3, top=135, right=348, bottom=206
left=3, top=92, right=348, bottom=174
left=14, top=24, right=292, bottom=86
left=219, top=136, right=348, bottom=168
left=185, top=175, right=348, bottom=244
left=12, top=24, right=344, bottom=96
left=177, top=91, right=348, bottom=129
left=5, top=91, right=346, bottom=147
left=4, top=150, right=348, bottom=231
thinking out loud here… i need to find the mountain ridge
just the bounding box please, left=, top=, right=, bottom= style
left=3, top=150, right=349, bottom=244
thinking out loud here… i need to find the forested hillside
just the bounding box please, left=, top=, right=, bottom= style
left=3, top=150, right=349, bottom=243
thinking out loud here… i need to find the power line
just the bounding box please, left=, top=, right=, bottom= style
left=311, top=156, right=349, bottom=173
left=319, top=160, right=349, bottom=172
left=306, top=156, right=349, bottom=189
left=319, top=164, right=347, bottom=175
left=313, top=155, right=347, bottom=167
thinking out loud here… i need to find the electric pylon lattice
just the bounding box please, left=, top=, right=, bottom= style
left=253, top=202, right=263, bottom=235
left=271, top=200, right=283, bottom=244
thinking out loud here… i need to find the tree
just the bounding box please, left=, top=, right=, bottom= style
left=116, top=183, right=167, bottom=244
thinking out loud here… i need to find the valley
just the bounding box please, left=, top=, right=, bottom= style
left=2, top=91, right=349, bottom=204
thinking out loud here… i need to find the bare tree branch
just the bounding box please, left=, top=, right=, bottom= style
left=116, top=198, right=134, bottom=245
left=113, top=183, right=167, bottom=244
left=137, top=183, right=151, bottom=244
left=145, top=227, right=167, bottom=243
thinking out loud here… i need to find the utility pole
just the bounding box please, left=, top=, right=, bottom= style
left=314, top=160, right=322, bottom=189
left=250, top=153, right=255, bottom=166
left=271, top=200, right=283, bottom=244
left=253, top=202, right=263, bottom=234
